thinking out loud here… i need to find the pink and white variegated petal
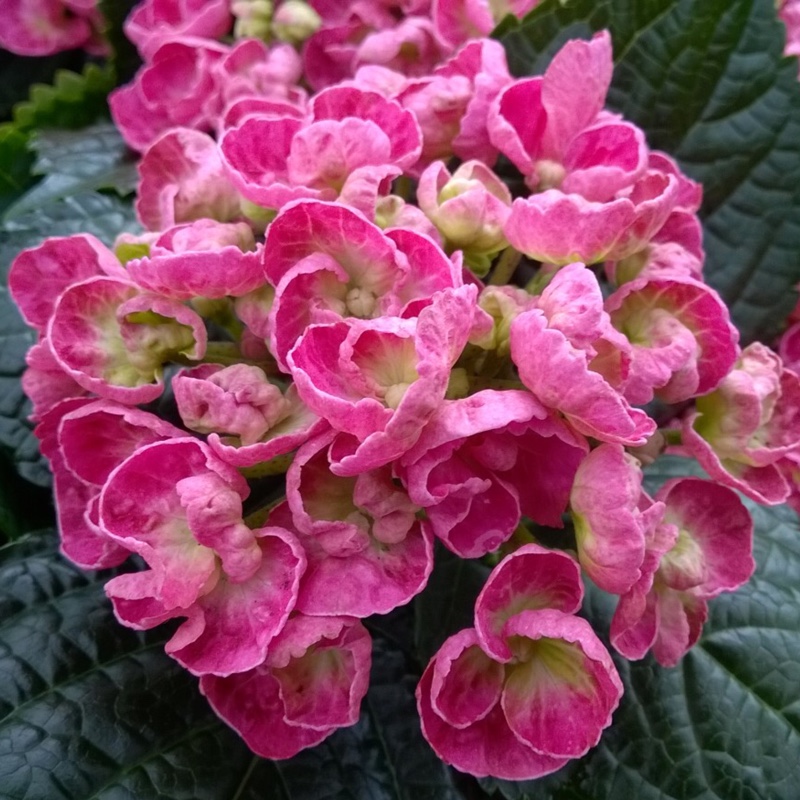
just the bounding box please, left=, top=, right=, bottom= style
left=105, top=570, right=181, bottom=630
left=99, top=438, right=248, bottom=610
left=417, top=643, right=569, bottom=780
left=0, top=0, right=95, bottom=56
left=656, top=478, right=754, bottom=597
left=475, top=544, right=584, bottom=662
left=126, top=245, right=263, bottom=300
left=505, top=192, right=636, bottom=266
left=58, top=400, right=184, bottom=486
left=500, top=610, right=623, bottom=759
left=651, top=587, right=708, bottom=668
left=311, top=85, right=422, bottom=170
left=325, top=285, right=482, bottom=475
left=165, top=526, right=306, bottom=676
left=539, top=31, right=613, bottom=159
left=9, top=234, right=122, bottom=332
left=609, top=579, right=660, bottom=661
left=263, top=198, right=403, bottom=294
left=136, top=128, right=241, bottom=231
left=429, top=628, right=505, bottom=728
left=681, top=413, right=791, bottom=505
left=488, top=77, right=545, bottom=177
left=432, top=0, right=494, bottom=46
left=607, top=276, right=739, bottom=404
left=561, top=121, right=649, bottom=204
left=48, top=277, right=166, bottom=405
left=511, top=310, right=655, bottom=446
left=37, top=398, right=131, bottom=570
left=23, top=339, right=90, bottom=421
left=294, top=518, right=433, bottom=617
left=570, top=444, right=649, bottom=595
left=267, top=615, right=371, bottom=730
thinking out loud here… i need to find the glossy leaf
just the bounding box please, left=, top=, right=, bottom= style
left=496, top=0, right=800, bottom=344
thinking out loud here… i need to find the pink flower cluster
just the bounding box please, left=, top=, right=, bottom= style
left=8, top=0, right=792, bottom=781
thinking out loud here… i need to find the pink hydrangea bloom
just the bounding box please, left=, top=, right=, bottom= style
left=570, top=444, right=664, bottom=594
left=0, top=0, right=103, bottom=56
left=124, top=0, right=233, bottom=60
left=200, top=615, right=371, bottom=758
left=681, top=342, right=800, bottom=504
left=398, top=389, right=586, bottom=558
left=418, top=545, right=622, bottom=779
left=433, top=0, right=539, bottom=47
left=611, top=477, right=754, bottom=666
left=509, top=263, right=655, bottom=445
left=136, top=129, right=242, bottom=231
left=125, top=220, right=262, bottom=299
left=99, top=438, right=306, bottom=675
left=283, top=429, right=433, bottom=616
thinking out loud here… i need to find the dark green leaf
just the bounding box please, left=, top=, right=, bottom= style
left=4, top=123, right=138, bottom=220
left=0, top=192, right=139, bottom=486
left=497, top=0, right=800, bottom=343
left=485, top=496, right=800, bottom=799
left=0, top=450, right=53, bottom=544
left=12, top=63, right=115, bottom=133
left=0, top=124, right=36, bottom=214
left=98, top=0, right=143, bottom=85
left=414, top=543, right=490, bottom=665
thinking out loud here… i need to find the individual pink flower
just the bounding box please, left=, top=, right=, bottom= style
left=263, top=199, right=460, bottom=369
left=288, top=285, right=484, bottom=475
left=417, top=160, right=512, bottom=274
left=489, top=31, right=646, bottom=199
left=136, top=129, right=243, bottom=231
left=99, top=438, right=307, bottom=675
left=0, top=0, right=103, bottom=56
left=611, top=477, right=754, bottom=666
left=283, top=429, right=433, bottom=617
left=680, top=342, right=800, bottom=504
left=125, top=220, right=262, bottom=299
left=570, top=444, right=664, bottom=594
left=200, top=615, right=371, bottom=758
left=220, top=86, right=420, bottom=214
left=418, top=545, right=622, bottom=779
left=509, top=263, right=655, bottom=445
left=109, top=38, right=229, bottom=152
left=125, top=0, right=233, bottom=60
left=172, top=364, right=324, bottom=467
left=398, top=390, right=586, bottom=558
left=606, top=276, right=739, bottom=405
left=48, top=277, right=207, bottom=405
left=433, top=0, right=539, bottom=47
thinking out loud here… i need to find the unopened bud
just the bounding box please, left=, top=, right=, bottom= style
left=271, top=0, right=322, bottom=45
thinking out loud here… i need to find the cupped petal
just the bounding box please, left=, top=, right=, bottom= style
left=475, top=544, right=584, bottom=662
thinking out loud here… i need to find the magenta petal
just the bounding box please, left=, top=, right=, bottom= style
left=417, top=645, right=568, bottom=780
left=500, top=610, right=623, bottom=759
left=474, top=544, right=583, bottom=661
left=166, top=526, right=306, bottom=676
left=430, top=629, right=505, bottom=728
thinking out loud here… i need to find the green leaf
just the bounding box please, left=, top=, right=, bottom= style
left=414, top=543, right=490, bottom=665
left=0, top=450, right=53, bottom=544
left=12, top=62, right=115, bottom=133
left=0, top=533, right=466, bottom=799
left=0, top=192, right=139, bottom=486
left=0, top=124, right=36, bottom=214
left=497, top=0, right=800, bottom=343
left=483, top=495, right=800, bottom=799
left=98, top=0, right=143, bottom=85
left=3, top=122, right=138, bottom=220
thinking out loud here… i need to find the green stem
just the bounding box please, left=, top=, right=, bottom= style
left=489, top=247, right=522, bottom=286
left=660, top=428, right=683, bottom=446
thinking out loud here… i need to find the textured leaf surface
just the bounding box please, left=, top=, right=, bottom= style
left=0, top=125, right=36, bottom=214
left=483, top=460, right=800, bottom=799
left=0, top=192, right=138, bottom=486
left=4, top=123, right=138, bottom=220
left=0, top=534, right=464, bottom=800
left=414, top=543, right=490, bottom=665
left=497, top=0, right=800, bottom=344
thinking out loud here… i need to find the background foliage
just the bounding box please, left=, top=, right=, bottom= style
left=1, top=0, right=799, bottom=798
